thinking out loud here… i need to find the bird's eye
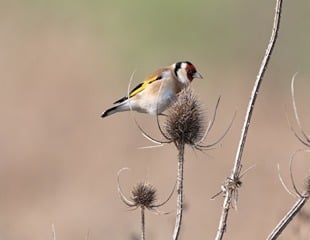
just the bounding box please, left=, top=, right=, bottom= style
left=186, top=69, right=196, bottom=81
left=188, top=70, right=195, bottom=76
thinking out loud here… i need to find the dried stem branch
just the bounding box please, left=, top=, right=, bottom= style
left=141, top=207, right=146, bottom=240
left=290, top=73, right=310, bottom=147
left=51, top=224, right=56, bottom=240
left=266, top=193, right=309, bottom=240
left=215, top=0, right=283, bottom=239
left=267, top=150, right=310, bottom=239
left=232, top=0, right=283, bottom=184
left=172, top=143, right=185, bottom=240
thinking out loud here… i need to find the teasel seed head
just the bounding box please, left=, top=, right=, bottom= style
left=131, top=182, right=157, bottom=209
left=165, top=87, right=205, bottom=148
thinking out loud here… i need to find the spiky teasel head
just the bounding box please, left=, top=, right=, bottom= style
left=165, top=87, right=205, bottom=148
left=131, top=182, right=157, bottom=209
left=117, top=168, right=175, bottom=211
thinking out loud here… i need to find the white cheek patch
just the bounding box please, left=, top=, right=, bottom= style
left=177, top=69, right=189, bottom=85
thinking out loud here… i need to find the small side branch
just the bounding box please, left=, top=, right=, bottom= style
left=214, top=0, right=283, bottom=239
left=266, top=194, right=309, bottom=240
left=289, top=73, right=310, bottom=147
left=267, top=150, right=310, bottom=239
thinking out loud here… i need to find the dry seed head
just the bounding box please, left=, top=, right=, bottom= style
left=165, top=87, right=205, bottom=147
left=131, top=182, right=157, bottom=209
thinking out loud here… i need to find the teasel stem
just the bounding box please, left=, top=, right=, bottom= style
left=141, top=206, right=146, bottom=240
left=172, top=142, right=185, bottom=240
left=215, top=0, right=283, bottom=239
left=267, top=196, right=308, bottom=240
left=267, top=154, right=310, bottom=239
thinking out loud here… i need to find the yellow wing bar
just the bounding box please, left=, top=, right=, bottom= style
left=129, top=75, right=162, bottom=98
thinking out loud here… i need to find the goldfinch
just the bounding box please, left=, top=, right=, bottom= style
left=101, top=61, right=203, bottom=118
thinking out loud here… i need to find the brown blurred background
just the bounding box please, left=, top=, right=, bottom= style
left=0, top=0, right=310, bottom=239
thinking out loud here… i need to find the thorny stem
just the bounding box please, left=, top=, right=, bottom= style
left=266, top=194, right=309, bottom=240
left=172, top=143, right=185, bottom=240
left=141, top=206, right=146, bottom=240
left=215, top=0, right=283, bottom=239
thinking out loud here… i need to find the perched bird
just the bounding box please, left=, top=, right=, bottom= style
left=101, top=61, right=202, bottom=118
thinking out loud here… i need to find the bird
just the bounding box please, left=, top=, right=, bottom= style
left=101, top=61, right=203, bottom=118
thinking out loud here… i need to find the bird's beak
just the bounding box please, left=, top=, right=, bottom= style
left=193, top=72, right=203, bottom=79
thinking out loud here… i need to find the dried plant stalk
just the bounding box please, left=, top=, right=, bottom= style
left=164, top=87, right=205, bottom=240
left=215, top=0, right=283, bottom=239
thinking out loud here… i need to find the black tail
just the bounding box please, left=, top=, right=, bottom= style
left=101, top=105, right=118, bottom=118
